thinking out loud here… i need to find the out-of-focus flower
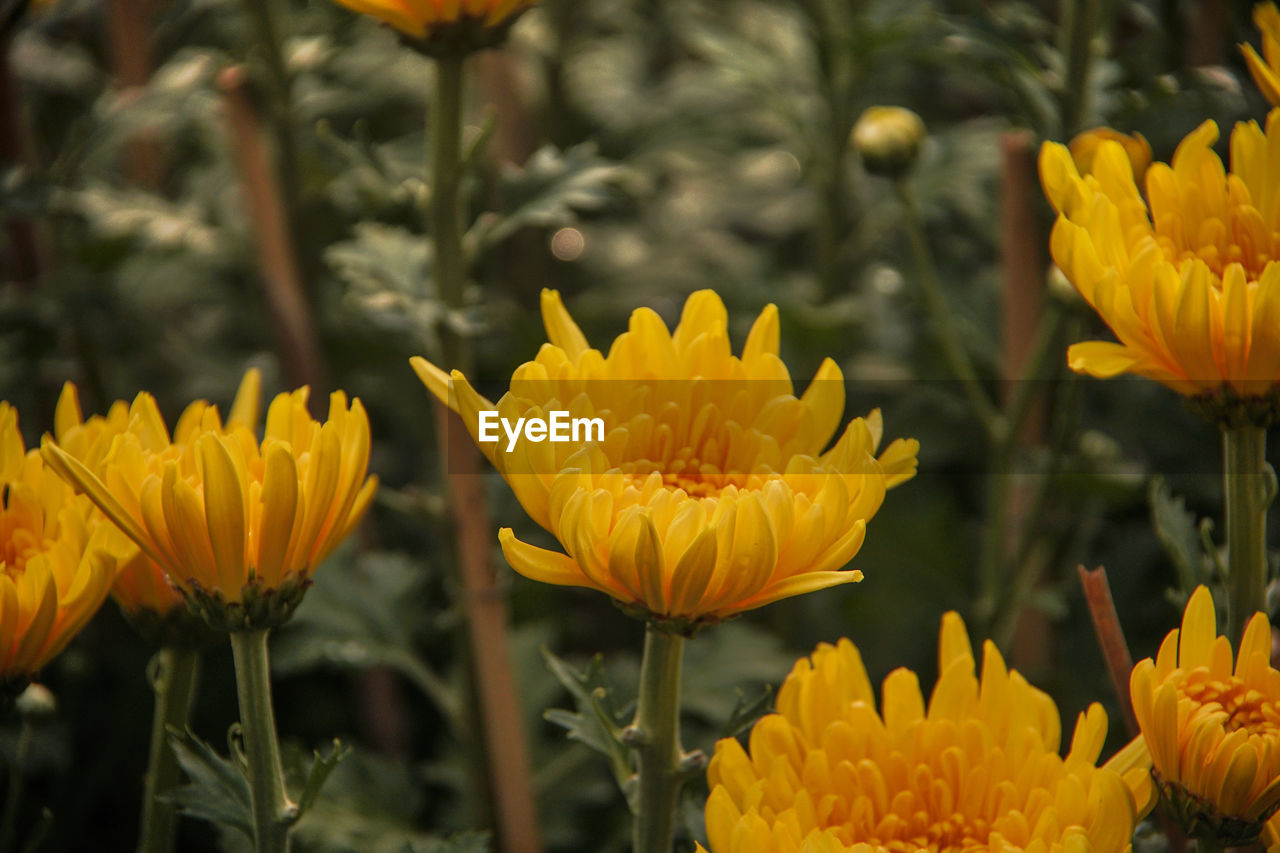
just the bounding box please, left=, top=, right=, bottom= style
left=414, top=289, right=918, bottom=631
left=1040, top=111, right=1280, bottom=422
left=851, top=106, right=925, bottom=178
left=1242, top=3, right=1280, bottom=107
left=700, top=612, right=1151, bottom=852
left=1068, top=127, right=1152, bottom=183
left=327, top=0, right=537, bottom=51
left=1131, top=585, right=1280, bottom=845
left=0, top=403, right=115, bottom=689
left=42, top=383, right=377, bottom=633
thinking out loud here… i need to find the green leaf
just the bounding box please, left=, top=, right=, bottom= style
left=541, top=647, right=634, bottom=801
left=290, top=744, right=489, bottom=853
left=271, top=551, right=460, bottom=726
left=296, top=739, right=351, bottom=821
left=162, top=727, right=254, bottom=853
left=1149, top=477, right=1209, bottom=595
left=718, top=685, right=774, bottom=740
left=478, top=144, right=628, bottom=249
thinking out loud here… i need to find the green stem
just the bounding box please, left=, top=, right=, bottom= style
left=1224, top=425, right=1272, bottom=644
left=631, top=627, right=688, bottom=853
left=894, top=180, right=1005, bottom=442
left=1058, top=0, right=1102, bottom=138
left=429, top=51, right=469, bottom=372
left=138, top=646, right=202, bottom=853
left=229, top=630, right=295, bottom=853
left=426, top=49, right=493, bottom=830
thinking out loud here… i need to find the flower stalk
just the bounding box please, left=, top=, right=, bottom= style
left=630, top=626, right=696, bottom=853
left=229, top=629, right=296, bottom=853
left=430, top=49, right=468, bottom=367
left=237, top=0, right=302, bottom=223
left=424, top=47, right=543, bottom=853
left=1224, top=425, right=1273, bottom=644
left=893, top=180, right=1005, bottom=442
left=138, top=646, right=202, bottom=853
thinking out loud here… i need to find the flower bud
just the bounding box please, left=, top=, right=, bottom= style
left=851, top=107, right=925, bottom=177
left=1068, top=127, right=1152, bottom=182
left=15, top=684, right=56, bottom=719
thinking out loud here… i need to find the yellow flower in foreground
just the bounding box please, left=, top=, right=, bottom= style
left=1040, top=110, right=1280, bottom=415
left=42, top=384, right=377, bottom=632
left=1068, top=128, right=1151, bottom=183
left=701, top=613, right=1152, bottom=852
left=329, top=0, right=536, bottom=45
left=1243, top=3, right=1280, bottom=107
left=412, top=290, right=918, bottom=629
left=0, top=403, right=114, bottom=686
left=1131, top=585, right=1280, bottom=844
left=52, top=377, right=260, bottom=644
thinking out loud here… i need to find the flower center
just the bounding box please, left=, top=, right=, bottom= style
left=1152, top=192, right=1280, bottom=283
left=1182, top=670, right=1280, bottom=736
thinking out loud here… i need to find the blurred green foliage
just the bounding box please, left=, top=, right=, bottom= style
left=2, top=0, right=1279, bottom=850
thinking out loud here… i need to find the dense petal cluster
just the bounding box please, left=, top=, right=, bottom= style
left=328, top=0, right=536, bottom=44
left=412, top=289, right=917, bottom=627
left=1040, top=111, right=1280, bottom=409
left=52, top=377, right=261, bottom=643
left=1131, top=586, right=1280, bottom=844
left=701, top=613, right=1150, bottom=852
left=0, top=403, right=114, bottom=685
left=43, top=382, right=377, bottom=632
left=1243, top=3, right=1280, bottom=107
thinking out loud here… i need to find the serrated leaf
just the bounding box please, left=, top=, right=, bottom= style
left=541, top=647, right=633, bottom=797
left=1149, top=478, right=1207, bottom=593
left=296, top=739, right=350, bottom=820
left=480, top=144, right=628, bottom=248
left=163, top=727, right=254, bottom=853
left=719, top=685, right=774, bottom=740
left=327, top=224, right=430, bottom=298
left=271, top=550, right=459, bottom=724
left=290, top=744, right=489, bottom=853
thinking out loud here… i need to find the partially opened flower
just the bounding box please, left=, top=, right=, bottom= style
left=0, top=403, right=115, bottom=689
left=328, top=0, right=537, bottom=51
left=51, top=377, right=259, bottom=645
left=42, top=384, right=377, bottom=632
left=1243, top=3, right=1280, bottom=107
left=1040, top=111, right=1280, bottom=423
left=700, top=612, right=1152, bottom=852
left=414, top=289, right=917, bottom=630
left=1131, top=585, right=1280, bottom=845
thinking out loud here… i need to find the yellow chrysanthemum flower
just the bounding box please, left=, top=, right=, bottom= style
left=42, top=383, right=378, bottom=632
left=412, top=290, right=918, bottom=629
left=51, top=376, right=259, bottom=644
left=1243, top=3, right=1280, bottom=107
left=0, top=403, right=115, bottom=688
left=1068, top=128, right=1151, bottom=183
left=700, top=613, right=1152, bottom=852
left=1040, top=110, right=1280, bottom=417
left=328, top=0, right=536, bottom=45
left=1131, top=585, right=1280, bottom=844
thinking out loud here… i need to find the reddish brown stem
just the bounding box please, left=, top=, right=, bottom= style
left=1076, top=565, right=1139, bottom=739
left=105, top=0, right=165, bottom=189
left=432, top=402, right=542, bottom=853
left=1000, top=130, right=1048, bottom=672
left=217, top=66, right=326, bottom=396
